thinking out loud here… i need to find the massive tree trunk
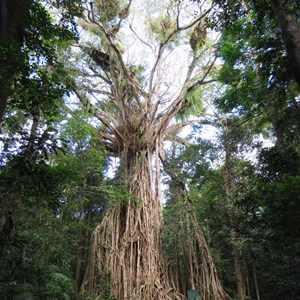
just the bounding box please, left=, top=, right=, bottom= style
left=270, top=0, right=300, bottom=88
left=81, top=144, right=230, bottom=300
left=81, top=149, right=183, bottom=299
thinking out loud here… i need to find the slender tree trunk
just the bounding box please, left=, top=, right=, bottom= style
left=75, top=233, right=83, bottom=298
left=244, top=262, right=250, bottom=299
left=75, top=208, right=85, bottom=298
left=230, top=229, right=245, bottom=300
left=223, top=127, right=246, bottom=300
left=26, top=106, right=41, bottom=153
left=252, top=264, right=260, bottom=300
left=0, top=89, right=8, bottom=125
left=84, top=205, right=92, bottom=260
left=270, top=0, right=300, bottom=88
left=266, top=105, right=285, bottom=147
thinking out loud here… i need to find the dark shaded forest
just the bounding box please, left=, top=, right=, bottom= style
left=0, top=0, right=299, bottom=299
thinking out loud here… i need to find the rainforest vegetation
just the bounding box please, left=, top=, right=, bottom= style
left=0, top=0, right=299, bottom=299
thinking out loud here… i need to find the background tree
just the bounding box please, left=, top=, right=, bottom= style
left=162, top=108, right=263, bottom=299
left=270, top=0, right=300, bottom=87
left=206, top=0, right=300, bottom=298
left=0, top=0, right=82, bottom=123
left=0, top=0, right=31, bottom=123
left=209, top=0, right=300, bottom=147
left=161, top=142, right=229, bottom=300
left=0, top=1, right=86, bottom=298
left=0, top=102, right=112, bottom=299
left=0, top=0, right=80, bottom=267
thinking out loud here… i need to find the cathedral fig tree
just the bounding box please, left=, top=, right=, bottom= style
left=70, top=0, right=229, bottom=299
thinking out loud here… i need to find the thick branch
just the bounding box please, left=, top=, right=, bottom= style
left=73, top=88, right=125, bottom=143
left=154, top=56, right=217, bottom=138
left=271, top=0, right=300, bottom=88
left=187, top=56, right=217, bottom=92
left=148, top=11, right=210, bottom=94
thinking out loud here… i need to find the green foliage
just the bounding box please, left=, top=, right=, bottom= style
left=205, top=6, right=300, bottom=297
left=1, top=0, right=300, bottom=299
left=176, top=86, right=204, bottom=122
left=239, top=170, right=300, bottom=298
left=46, top=272, right=74, bottom=300
left=0, top=203, right=76, bottom=299
left=0, top=0, right=77, bottom=167
left=93, top=0, right=129, bottom=27
left=95, top=0, right=120, bottom=23
left=0, top=89, right=109, bottom=299
left=162, top=199, right=193, bottom=264
left=0, top=133, right=108, bottom=299
left=26, top=1, right=77, bottom=58
left=213, top=0, right=300, bottom=143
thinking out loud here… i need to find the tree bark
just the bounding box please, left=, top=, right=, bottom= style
left=26, top=106, right=41, bottom=153
left=252, top=264, right=260, bottom=300
left=223, top=126, right=246, bottom=300
left=80, top=150, right=181, bottom=300
left=270, top=0, right=300, bottom=88
left=0, top=0, right=31, bottom=124
left=244, top=262, right=250, bottom=299
left=266, top=105, right=285, bottom=147
left=242, top=0, right=288, bottom=148
left=230, top=229, right=246, bottom=300
left=162, top=156, right=230, bottom=300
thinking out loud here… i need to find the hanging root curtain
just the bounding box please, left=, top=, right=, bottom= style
left=80, top=144, right=230, bottom=299
left=80, top=148, right=185, bottom=299
left=162, top=157, right=230, bottom=300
